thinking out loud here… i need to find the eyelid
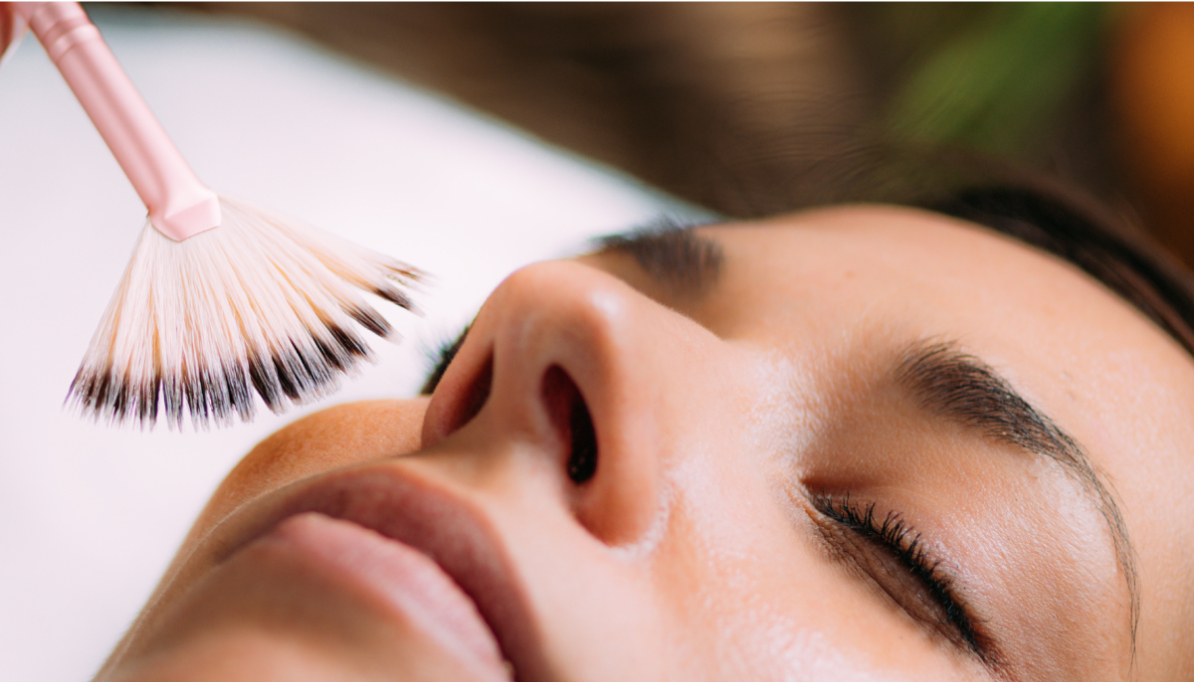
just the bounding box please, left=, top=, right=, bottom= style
left=808, top=493, right=1000, bottom=667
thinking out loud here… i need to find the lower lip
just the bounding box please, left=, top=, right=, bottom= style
left=263, top=512, right=509, bottom=675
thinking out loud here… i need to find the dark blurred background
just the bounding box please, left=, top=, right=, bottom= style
left=179, top=2, right=1194, bottom=266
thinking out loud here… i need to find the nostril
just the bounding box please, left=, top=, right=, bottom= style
left=541, top=366, right=598, bottom=485
left=567, top=395, right=598, bottom=484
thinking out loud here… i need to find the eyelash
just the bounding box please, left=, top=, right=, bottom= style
left=812, top=494, right=997, bottom=665
left=420, top=325, right=470, bottom=395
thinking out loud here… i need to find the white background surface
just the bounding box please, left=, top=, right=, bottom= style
left=0, top=6, right=702, bottom=680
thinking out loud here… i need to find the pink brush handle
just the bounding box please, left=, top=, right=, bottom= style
left=13, top=2, right=218, bottom=241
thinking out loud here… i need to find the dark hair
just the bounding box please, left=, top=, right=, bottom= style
left=920, top=183, right=1194, bottom=361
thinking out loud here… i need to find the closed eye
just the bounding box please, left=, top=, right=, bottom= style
left=811, top=493, right=1000, bottom=668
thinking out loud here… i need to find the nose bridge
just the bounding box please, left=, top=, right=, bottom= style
left=422, top=261, right=693, bottom=547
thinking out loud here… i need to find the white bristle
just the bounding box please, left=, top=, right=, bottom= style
left=68, top=198, right=422, bottom=429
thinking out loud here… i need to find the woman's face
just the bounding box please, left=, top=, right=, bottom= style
left=99, top=207, right=1194, bottom=682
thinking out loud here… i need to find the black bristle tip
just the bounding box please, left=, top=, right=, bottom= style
left=294, top=337, right=331, bottom=386
left=144, top=375, right=161, bottom=425
left=199, top=362, right=235, bottom=427
left=188, top=367, right=210, bottom=426
left=92, top=370, right=114, bottom=410
left=198, top=366, right=217, bottom=424
left=314, top=335, right=348, bottom=372
left=224, top=362, right=254, bottom=422
left=347, top=304, right=393, bottom=338
left=67, top=361, right=253, bottom=430
left=163, top=374, right=184, bottom=429
left=109, top=380, right=130, bottom=419
left=249, top=351, right=284, bottom=412
left=328, top=323, right=370, bottom=358
left=374, top=284, right=413, bottom=311
left=272, top=350, right=302, bottom=401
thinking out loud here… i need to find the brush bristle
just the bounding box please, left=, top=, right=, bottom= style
left=67, top=198, right=422, bottom=429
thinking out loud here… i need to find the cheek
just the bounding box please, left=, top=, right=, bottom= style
left=183, top=399, right=429, bottom=552
left=651, top=402, right=978, bottom=679
left=659, top=480, right=959, bottom=681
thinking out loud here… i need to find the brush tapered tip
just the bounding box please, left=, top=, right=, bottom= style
left=67, top=198, right=422, bottom=429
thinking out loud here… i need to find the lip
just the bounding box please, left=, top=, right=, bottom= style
left=211, top=462, right=549, bottom=682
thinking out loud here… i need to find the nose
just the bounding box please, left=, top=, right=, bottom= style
left=421, top=260, right=701, bottom=547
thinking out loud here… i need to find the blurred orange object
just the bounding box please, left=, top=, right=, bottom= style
left=1112, top=2, right=1194, bottom=265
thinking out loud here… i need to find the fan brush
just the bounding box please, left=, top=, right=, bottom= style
left=8, top=2, right=421, bottom=428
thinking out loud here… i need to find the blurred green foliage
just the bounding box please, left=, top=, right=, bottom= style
left=873, top=3, right=1110, bottom=157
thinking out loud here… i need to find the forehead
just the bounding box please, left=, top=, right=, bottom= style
left=694, top=207, right=1193, bottom=419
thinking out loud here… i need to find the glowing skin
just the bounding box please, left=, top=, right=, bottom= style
left=96, top=207, right=1194, bottom=681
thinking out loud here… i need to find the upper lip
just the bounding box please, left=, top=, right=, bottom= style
left=209, top=460, right=548, bottom=682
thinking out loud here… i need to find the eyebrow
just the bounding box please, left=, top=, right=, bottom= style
left=894, top=340, right=1139, bottom=654
left=593, top=218, right=724, bottom=296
